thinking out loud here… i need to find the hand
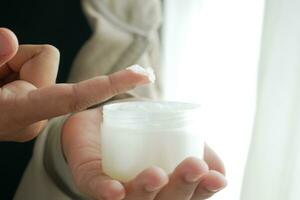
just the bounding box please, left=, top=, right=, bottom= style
left=0, top=28, right=150, bottom=142
left=62, top=108, right=227, bottom=200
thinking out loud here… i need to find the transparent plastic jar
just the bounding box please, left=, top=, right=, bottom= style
left=101, top=101, right=204, bottom=182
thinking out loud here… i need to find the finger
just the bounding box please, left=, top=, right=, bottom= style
left=17, top=68, right=151, bottom=126
left=17, top=120, right=47, bottom=142
left=204, top=144, right=226, bottom=175
left=0, top=120, right=47, bottom=142
left=191, top=170, right=227, bottom=200
left=154, top=157, right=209, bottom=200
left=0, top=28, right=18, bottom=75
left=63, top=109, right=125, bottom=200
left=124, top=167, right=168, bottom=200
left=6, top=44, right=59, bottom=87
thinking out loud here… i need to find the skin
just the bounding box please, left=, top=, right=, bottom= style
left=63, top=109, right=227, bottom=200
left=0, top=28, right=150, bottom=142
left=0, top=28, right=227, bottom=199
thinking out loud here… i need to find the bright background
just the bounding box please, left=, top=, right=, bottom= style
left=162, top=0, right=265, bottom=199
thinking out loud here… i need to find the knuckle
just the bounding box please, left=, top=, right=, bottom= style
left=107, top=75, right=120, bottom=96
left=68, top=84, right=83, bottom=112
left=16, top=122, right=45, bottom=142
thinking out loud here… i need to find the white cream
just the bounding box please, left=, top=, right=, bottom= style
left=101, top=101, right=204, bottom=182
left=126, top=64, right=156, bottom=83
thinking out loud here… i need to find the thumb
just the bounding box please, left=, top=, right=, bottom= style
left=0, top=28, right=19, bottom=67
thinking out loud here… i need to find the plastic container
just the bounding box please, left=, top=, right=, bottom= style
left=101, top=101, right=204, bottom=182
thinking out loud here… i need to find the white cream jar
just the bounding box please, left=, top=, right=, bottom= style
left=101, top=101, right=204, bottom=182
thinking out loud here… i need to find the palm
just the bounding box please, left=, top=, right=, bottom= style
left=62, top=108, right=227, bottom=200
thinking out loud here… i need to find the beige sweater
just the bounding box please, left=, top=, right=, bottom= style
left=14, top=0, right=162, bottom=199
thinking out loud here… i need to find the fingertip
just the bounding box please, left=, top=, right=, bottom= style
left=183, top=157, right=210, bottom=172
left=102, top=180, right=126, bottom=200
left=176, top=157, right=209, bottom=183
left=0, top=28, right=18, bottom=58
left=143, top=166, right=169, bottom=192
left=130, top=166, right=168, bottom=193
left=191, top=170, right=226, bottom=199
left=179, top=157, right=209, bottom=183
left=126, top=64, right=156, bottom=84
left=109, top=65, right=155, bottom=93
left=202, top=170, right=227, bottom=192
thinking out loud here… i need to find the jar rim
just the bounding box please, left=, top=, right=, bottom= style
left=102, top=101, right=201, bottom=129
left=103, top=100, right=200, bottom=115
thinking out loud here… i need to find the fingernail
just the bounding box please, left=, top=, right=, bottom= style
left=109, top=180, right=124, bottom=192
left=103, top=180, right=125, bottom=199
left=205, top=186, right=224, bottom=193
left=185, top=173, right=202, bottom=183
left=145, top=184, right=161, bottom=192
left=126, top=64, right=156, bottom=83
left=205, top=178, right=227, bottom=193
left=205, top=171, right=227, bottom=192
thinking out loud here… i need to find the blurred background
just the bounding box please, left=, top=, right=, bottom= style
left=162, top=0, right=264, bottom=199
left=163, top=0, right=300, bottom=199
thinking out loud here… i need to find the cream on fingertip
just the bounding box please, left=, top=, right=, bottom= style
left=126, top=64, right=156, bottom=83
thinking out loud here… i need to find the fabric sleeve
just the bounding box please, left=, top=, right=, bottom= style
left=68, top=0, right=163, bottom=99
left=13, top=116, right=87, bottom=200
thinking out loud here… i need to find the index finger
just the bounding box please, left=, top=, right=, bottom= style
left=17, top=66, right=153, bottom=126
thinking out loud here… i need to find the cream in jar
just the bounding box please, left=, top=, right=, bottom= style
left=101, top=101, right=204, bottom=182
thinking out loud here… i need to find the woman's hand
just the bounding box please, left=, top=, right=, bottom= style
left=0, top=28, right=150, bottom=142
left=62, top=108, right=227, bottom=200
